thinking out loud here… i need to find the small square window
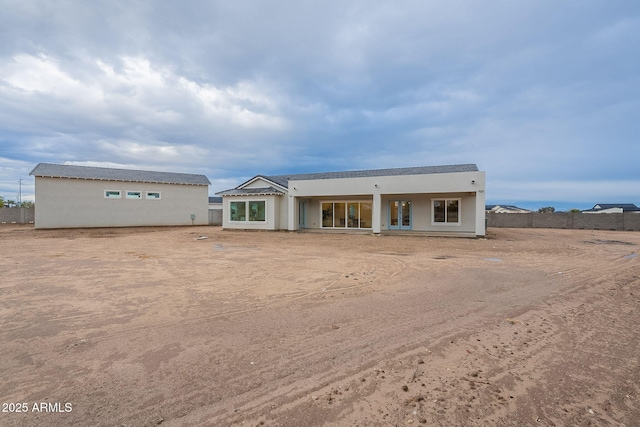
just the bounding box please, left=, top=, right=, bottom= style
left=126, top=191, right=142, bottom=199
left=146, top=192, right=161, bottom=199
left=105, top=190, right=121, bottom=199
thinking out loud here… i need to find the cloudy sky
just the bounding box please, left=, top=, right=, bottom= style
left=1, top=1, right=638, bottom=210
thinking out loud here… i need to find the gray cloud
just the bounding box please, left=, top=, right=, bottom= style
left=1, top=0, right=638, bottom=208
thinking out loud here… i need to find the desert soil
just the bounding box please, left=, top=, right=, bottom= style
left=0, top=225, right=638, bottom=427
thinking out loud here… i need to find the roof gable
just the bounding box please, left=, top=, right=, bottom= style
left=239, top=176, right=288, bottom=191
left=217, top=187, right=284, bottom=196
left=30, top=163, right=211, bottom=186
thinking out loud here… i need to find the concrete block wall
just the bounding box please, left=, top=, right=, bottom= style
left=0, top=208, right=35, bottom=224
left=573, top=213, right=618, bottom=230
left=622, top=213, right=640, bottom=231
left=208, top=209, right=222, bottom=226
left=487, top=212, right=640, bottom=231
left=486, top=212, right=531, bottom=228
left=531, top=213, right=569, bottom=229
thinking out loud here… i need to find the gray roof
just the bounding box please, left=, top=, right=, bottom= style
left=486, top=204, right=531, bottom=211
left=208, top=196, right=223, bottom=203
left=584, top=203, right=640, bottom=213
left=255, top=164, right=479, bottom=189
left=217, top=187, right=285, bottom=196
left=30, top=163, right=211, bottom=186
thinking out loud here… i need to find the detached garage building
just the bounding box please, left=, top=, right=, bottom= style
left=30, top=163, right=211, bottom=229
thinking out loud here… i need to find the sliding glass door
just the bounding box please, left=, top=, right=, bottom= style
left=321, top=201, right=372, bottom=229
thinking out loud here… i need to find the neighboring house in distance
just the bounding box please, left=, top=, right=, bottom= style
left=217, top=164, right=486, bottom=237
left=485, top=204, right=532, bottom=214
left=208, top=196, right=223, bottom=226
left=30, top=163, right=211, bottom=229
left=208, top=196, right=223, bottom=210
left=582, top=203, right=640, bottom=214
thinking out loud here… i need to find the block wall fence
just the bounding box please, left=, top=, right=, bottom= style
left=486, top=212, right=640, bottom=231
left=0, top=208, right=35, bottom=224
left=4, top=208, right=638, bottom=230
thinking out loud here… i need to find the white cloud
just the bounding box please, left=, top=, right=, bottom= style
left=0, top=1, right=638, bottom=205
left=0, top=53, right=289, bottom=132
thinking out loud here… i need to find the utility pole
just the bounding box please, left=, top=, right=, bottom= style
left=18, top=179, right=22, bottom=207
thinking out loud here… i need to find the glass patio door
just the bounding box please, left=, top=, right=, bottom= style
left=298, top=201, right=307, bottom=229
left=389, top=200, right=411, bottom=230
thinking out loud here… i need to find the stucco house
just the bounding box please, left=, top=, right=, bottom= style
left=485, top=204, right=532, bottom=214
left=217, top=164, right=486, bottom=236
left=582, top=203, right=640, bottom=214
left=208, top=196, right=223, bottom=210
left=30, top=163, right=211, bottom=229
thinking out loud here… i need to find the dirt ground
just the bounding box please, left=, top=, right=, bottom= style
left=0, top=225, right=638, bottom=427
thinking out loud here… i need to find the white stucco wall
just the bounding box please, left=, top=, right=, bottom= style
left=380, top=193, right=477, bottom=233
left=288, top=171, right=486, bottom=235
left=34, top=177, right=209, bottom=228
left=222, top=170, right=486, bottom=236
left=221, top=194, right=282, bottom=230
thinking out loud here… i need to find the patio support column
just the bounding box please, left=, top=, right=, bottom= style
left=475, top=189, right=486, bottom=237
left=372, top=190, right=382, bottom=234
left=287, top=193, right=296, bottom=231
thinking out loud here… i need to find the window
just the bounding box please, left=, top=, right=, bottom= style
left=126, top=191, right=142, bottom=199
left=104, top=190, right=121, bottom=199
left=146, top=192, right=161, bottom=199
left=321, top=201, right=372, bottom=228
left=334, top=202, right=346, bottom=227
left=359, top=202, right=372, bottom=228
left=248, top=201, right=266, bottom=221
left=230, top=200, right=266, bottom=222
left=230, top=201, right=246, bottom=221
left=432, top=199, right=460, bottom=224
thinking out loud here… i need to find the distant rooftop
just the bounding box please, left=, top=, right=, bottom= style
left=30, top=163, right=211, bottom=186
left=486, top=204, right=531, bottom=212
left=583, top=203, right=640, bottom=213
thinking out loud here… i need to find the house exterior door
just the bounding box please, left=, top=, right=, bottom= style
left=389, top=200, right=411, bottom=230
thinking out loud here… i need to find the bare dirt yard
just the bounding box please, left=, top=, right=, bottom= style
left=0, top=225, right=639, bottom=427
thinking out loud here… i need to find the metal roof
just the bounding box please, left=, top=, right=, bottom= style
left=248, top=164, right=479, bottom=189
left=30, top=163, right=211, bottom=186
left=265, top=164, right=478, bottom=187
left=591, top=203, right=639, bottom=211
left=583, top=203, right=640, bottom=213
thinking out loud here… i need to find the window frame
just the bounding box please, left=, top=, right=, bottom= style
left=248, top=200, right=266, bottom=222
left=431, top=198, right=462, bottom=226
left=229, top=200, right=267, bottom=223
left=126, top=190, right=142, bottom=200
left=104, top=190, right=122, bottom=199
left=145, top=191, right=161, bottom=200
